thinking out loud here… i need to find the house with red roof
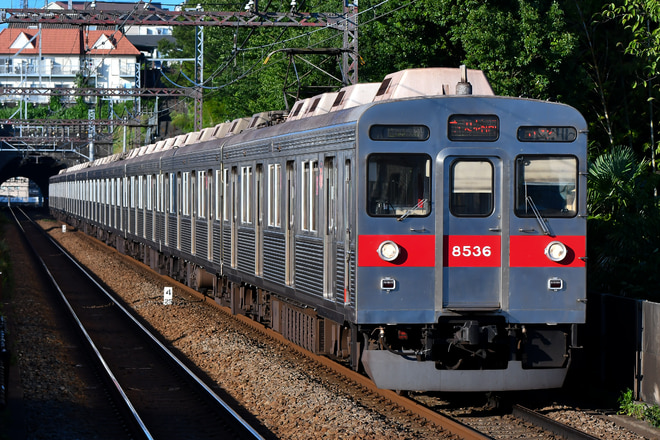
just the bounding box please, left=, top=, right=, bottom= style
left=0, top=27, right=141, bottom=104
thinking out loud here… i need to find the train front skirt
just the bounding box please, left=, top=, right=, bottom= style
left=361, top=349, right=568, bottom=391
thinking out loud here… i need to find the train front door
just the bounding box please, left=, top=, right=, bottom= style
left=441, top=155, right=503, bottom=310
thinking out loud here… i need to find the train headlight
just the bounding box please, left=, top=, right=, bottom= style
left=377, top=240, right=400, bottom=262
left=544, top=241, right=567, bottom=262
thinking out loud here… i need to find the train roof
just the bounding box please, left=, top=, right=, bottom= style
left=56, top=66, right=496, bottom=176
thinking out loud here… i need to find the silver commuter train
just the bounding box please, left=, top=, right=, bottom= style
left=49, top=67, right=587, bottom=392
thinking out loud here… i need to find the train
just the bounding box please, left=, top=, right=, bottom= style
left=49, top=66, right=587, bottom=392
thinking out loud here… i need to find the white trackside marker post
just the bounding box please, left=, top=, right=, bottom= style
left=163, top=287, right=173, bottom=305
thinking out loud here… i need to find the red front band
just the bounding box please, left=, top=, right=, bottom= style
left=443, top=235, right=502, bottom=267
left=510, top=235, right=585, bottom=267
left=358, top=235, right=435, bottom=267
left=358, top=234, right=585, bottom=268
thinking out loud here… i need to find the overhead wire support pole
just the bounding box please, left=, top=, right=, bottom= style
left=0, top=9, right=346, bottom=28
left=195, top=11, right=204, bottom=132
left=342, top=1, right=358, bottom=85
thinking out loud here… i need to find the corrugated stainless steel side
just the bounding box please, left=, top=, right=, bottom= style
left=121, top=207, right=127, bottom=232
left=145, top=211, right=153, bottom=240
left=222, top=227, right=231, bottom=264
left=128, top=208, right=135, bottom=234
left=335, top=246, right=355, bottom=305
left=263, top=231, right=285, bottom=284
left=180, top=218, right=191, bottom=253
left=295, top=237, right=323, bottom=298
left=167, top=216, right=177, bottom=247
left=335, top=246, right=345, bottom=303
left=212, top=224, right=222, bottom=263
left=155, top=213, right=164, bottom=244
left=196, top=220, right=208, bottom=259
left=348, top=251, right=356, bottom=306
left=138, top=210, right=144, bottom=238
left=237, top=228, right=255, bottom=274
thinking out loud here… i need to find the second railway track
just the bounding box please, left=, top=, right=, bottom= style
left=11, top=207, right=265, bottom=440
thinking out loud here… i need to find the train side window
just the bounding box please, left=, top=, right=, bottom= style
left=147, top=175, right=153, bottom=211
left=241, top=166, right=253, bottom=224
left=367, top=154, right=431, bottom=217
left=450, top=160, right=494, bottom=217
left=215, top=170, right=222, bottom=220
left=515, top=156, right=577, bottom=218
left=197, top=170, right=206, bottom=218
left=268, top=163, right=281, bottom=227
left=182, top=172, right=190, bottom=216
left=138, top=176, right=144, bottom=210
left=302, top=160, right=319, bottom=231
left=123, top=177, right=128, bottom=209
left=168, top=174, right=176, bottom=214
left=130, top=176, right=136, bottom=209
left=222, top=168, right=230, bottom=221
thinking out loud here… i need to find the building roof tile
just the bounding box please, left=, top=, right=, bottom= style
left=0, top=28, right=140, bottom=56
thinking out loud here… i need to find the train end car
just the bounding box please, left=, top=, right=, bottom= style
left=355, top=95, right=586, bottom=392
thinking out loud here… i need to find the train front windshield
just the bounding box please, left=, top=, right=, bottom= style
left=367, top=154, right=431, bottom=217
left=515, top=156, right=577, bottom=217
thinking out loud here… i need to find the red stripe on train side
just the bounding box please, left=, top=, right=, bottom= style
left=443, top=235, right=502, bottom=267
left=509, top=235, right=586, bottom=267
left=358, top=235, right=435, bottom=267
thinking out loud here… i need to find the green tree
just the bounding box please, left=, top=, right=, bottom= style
left=587, top=146, right=660, bottom=299
left=360, top=0, right=581, bottom=99
left=601, top=1, right=660, bottom=159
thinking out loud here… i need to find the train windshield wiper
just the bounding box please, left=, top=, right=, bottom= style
left=397, top=199, right=427, bottom=221
left=525, top=195, right=552, bottom=236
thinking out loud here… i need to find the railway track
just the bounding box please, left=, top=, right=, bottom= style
left=11, top=207, right=265, bottom=440
left=16, top=210, right=654, bottom=440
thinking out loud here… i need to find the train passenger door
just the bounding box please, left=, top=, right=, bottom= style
left=323, top=156, right=337, bottom=299
left=442, top=155, right=503, bottom=309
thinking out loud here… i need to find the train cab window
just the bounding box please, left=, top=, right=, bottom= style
left=515, top=156, right=577, bottom=217
left=450, top=160, right=493, bottom=216
left=367, top=154, right=431, bottom=217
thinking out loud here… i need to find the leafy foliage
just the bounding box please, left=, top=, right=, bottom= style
left=618, top=389, right=660, bottom=427
left=587, top=146, right=660, bottom=299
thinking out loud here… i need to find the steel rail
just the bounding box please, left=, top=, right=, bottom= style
left=512, top=404, right=603, bottom=440
left=12, top=207, right=265, bottom=440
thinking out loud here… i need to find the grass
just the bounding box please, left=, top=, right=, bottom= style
left=618, top=388, right=660, bottom=428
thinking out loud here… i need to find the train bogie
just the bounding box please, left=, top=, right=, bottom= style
left=49, top=66, right=587, bottom=392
